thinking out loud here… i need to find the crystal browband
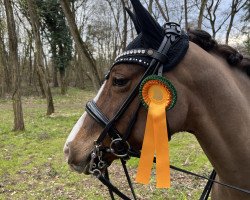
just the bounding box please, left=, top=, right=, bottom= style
left=113, top=48, right=154, bottom=67
left=112, top=27, right=189, bottom=72
left=116, top=48, right=155, bottom=60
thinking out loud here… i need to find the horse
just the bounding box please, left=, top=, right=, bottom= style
left=63, top=0, right=250, bottom=199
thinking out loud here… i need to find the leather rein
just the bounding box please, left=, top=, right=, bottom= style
left=84, top=23, right=250, bottom=199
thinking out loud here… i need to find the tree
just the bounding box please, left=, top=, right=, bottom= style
left=26, top=0, right=55, bottom=115
left=0, top=19, right=11, bottom=94
left=242, top=0, right=250, bottom=53
left=225, top=0, right=247, bottom=44
left=60, top=0, right=101, bottom=91
left=204, top=0, right=230, bottom=38
left=4, top=0, right=25, bottom=131
left=184, top=0, right=188, bottom=30
left=38, top=0, right=73, bottom=95
left=197, top=0, right=208, bottom=29
left=121, top=0, right=128, bottom=51
left=154, top=0, right=169, bottom=22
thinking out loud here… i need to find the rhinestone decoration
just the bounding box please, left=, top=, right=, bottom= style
left=147, top=49, right=154, bottom=55
left=113, top=48, right=153, bottom=67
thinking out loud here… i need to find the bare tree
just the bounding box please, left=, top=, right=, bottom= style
left=184, top=0, right=189, bottom=30
left=147, top=0, right=153, bottom=14
left=0, top=23, right=11, bottom=94
left=4, top=0, right=25, bottom=131
left=225, top=0, right=247, bottom=44
left=154, top=0, right=169, bottom=22
left=60, top=0, right=101, bottom=91
left=26, top=0, right=55, bottom=115
left=204, top=0, right=230, bottom=38
left=121, top=0, right=128, bottom=51
left=198, top=0, right=208, bottom=29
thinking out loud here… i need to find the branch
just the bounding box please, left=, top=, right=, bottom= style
left=154, top=0, right=169, bottom=22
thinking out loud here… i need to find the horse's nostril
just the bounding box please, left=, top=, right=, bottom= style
left=64, top=142, right=75, bottom=165
left=64, top=142, right=70, bottom=158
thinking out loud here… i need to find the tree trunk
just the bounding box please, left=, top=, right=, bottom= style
left=121, top=0, right=128, bottom=51
left=74, top=50, right=85, bottom=89
left=51, top=44, right=59, bottom=87
left=0, top=28, right=11, bottom=93
left=28, top=32, right=33, bottom=86
left=34, top=54, right=46, bottom=98
left=0, top=66, right=4, bottom=97
left=52, top=62, right=59, bottom=87
left=27, top=0, right=54, bottom=115
left=184, top=0, right=188, bottom=30
left=163, top=0, right=170, bottom=21
left=60, top=0, right=101, bottom=91
left=225, top=12, right=235, bottom=44
left=198, top=0, right=208, bottom=29
left=155, top=0, right=169, bottom=22
left=59, top=68, right=66, bottom=95
left=225, top=0, right=247, bottom=44
left=4, top=0, right=25, bottom=131
left=148, top=0, right=153, bottom=14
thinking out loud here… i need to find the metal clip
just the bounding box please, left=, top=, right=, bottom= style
left=98, top=160, right=106, bottom=169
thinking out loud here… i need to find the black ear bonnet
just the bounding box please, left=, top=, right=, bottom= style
left=112, top=0, right=189, bottom=72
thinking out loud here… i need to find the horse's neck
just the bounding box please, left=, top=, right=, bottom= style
left=185, top=49, right=250, bottom=197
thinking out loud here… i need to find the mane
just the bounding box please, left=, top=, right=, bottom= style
left=187, top=29, right=250, bottom=77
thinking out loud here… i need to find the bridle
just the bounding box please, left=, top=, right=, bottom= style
left=86, top=22, right=184, bottom=175
left=84, top=22, right=250, bottom=199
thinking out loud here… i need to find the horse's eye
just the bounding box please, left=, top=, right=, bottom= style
left=113, top=77, right=129, bottom=87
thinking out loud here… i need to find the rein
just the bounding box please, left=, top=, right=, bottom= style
left=84, top=23, right=250, bottom=199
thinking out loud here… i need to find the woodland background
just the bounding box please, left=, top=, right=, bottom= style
left=0, top=1, right=249, bottom=199
left=0, top=0, right=249, bottom=130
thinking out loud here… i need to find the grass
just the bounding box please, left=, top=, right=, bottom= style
left=0, top=87, right=212, bottom=200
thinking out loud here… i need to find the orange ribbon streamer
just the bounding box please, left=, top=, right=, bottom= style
left=136, top=101, right=170, bottom=188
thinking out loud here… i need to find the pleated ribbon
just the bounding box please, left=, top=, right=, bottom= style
left=136, top=80, right=174, bottom=188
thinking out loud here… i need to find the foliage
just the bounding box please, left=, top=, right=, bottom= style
left=38, top=0, right=73, bottom=71
left=0, top=88, right=212, bottom=199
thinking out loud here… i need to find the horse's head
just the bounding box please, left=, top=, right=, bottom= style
left=64, top=0, right=190, bottom=174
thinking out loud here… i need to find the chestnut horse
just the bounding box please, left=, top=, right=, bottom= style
left=64, top=1, right=250, bottom=199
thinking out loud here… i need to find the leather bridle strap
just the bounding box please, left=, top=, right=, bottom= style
left=95, top=60, right=161, bottom=144
left=199, top=170, right=217, bottom=200
left=86, top=101, right=121, bottom=140
left=121, top=159, right=137, bottom=200
left=104, top=169, right=115, bottom=200
left=98, top=174, right=131, bottom=200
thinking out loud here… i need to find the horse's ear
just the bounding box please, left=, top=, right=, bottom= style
left=125, top=7, right=141, bottom=34
left=130, top=0, right=164, bottom=47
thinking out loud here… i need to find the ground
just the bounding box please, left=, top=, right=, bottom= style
left=0, top=88, right=212, bottom=199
